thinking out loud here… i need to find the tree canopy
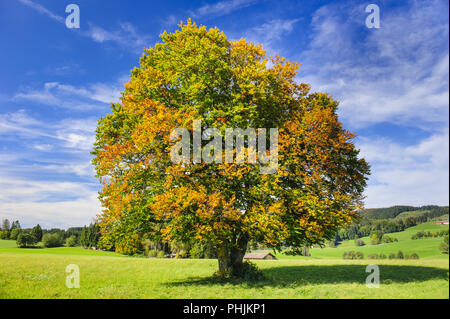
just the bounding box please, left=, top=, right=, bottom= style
left=92, top=20, right=370, bottom=276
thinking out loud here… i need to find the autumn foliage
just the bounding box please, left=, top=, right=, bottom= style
left=92, top=20, right=370, bottom=277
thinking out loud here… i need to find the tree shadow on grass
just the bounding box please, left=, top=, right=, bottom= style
left=166, top=264, right=449, bottom=288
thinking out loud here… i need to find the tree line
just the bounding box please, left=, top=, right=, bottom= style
left=0, top=218, right=100, bottom=249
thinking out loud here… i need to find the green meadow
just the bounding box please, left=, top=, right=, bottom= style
left=293, top=222, right=449, bottom=260
left=0, top=221, right=448, bottom=299
left=0, top=252, right=448, bottom=299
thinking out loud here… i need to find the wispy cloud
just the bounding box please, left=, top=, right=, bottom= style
left=0, top=110, right=101, bottom=228
left=242, top=18, right=300, bottom=54
left=85, top=22, right=151, bottom=53
left=13, top=80, right=123, bottom=110
left=0, top=174, right=100, bottom=228
left=359, top=129, right=449, bottom=207
left=300, top=0, right=449, bottom=128
left=191, top=0, right=259, bottom=18
left=16, top=0, right=64, bottom=23
left=299, top=0, right=449, bottom=207
left=15, top=0, right=151, bottom=52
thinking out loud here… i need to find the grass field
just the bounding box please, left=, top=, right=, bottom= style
left=0, top=251, right=448, bottom=299
left=0, top=221, right=448, bottom=299
left=284, top=222, right=449, bottom=259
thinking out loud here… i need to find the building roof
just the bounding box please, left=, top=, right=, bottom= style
left=243, top=252, right=276, bottom=259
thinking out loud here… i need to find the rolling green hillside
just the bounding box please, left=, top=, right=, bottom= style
left=274, top=222, right=449, bottom=260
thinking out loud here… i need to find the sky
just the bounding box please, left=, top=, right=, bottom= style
left=0, top=0, right=448, bottom=229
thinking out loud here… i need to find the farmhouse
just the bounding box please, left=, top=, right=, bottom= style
left=436, top=221, right=449, bottom=225
left=243, top=252, right=277, bottom=260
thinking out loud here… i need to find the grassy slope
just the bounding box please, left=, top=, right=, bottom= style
left=0, top=252, right=448, bottom=298
left=280, top=222, right=449, bottom=260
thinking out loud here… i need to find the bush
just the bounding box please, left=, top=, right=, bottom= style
left=215, top=261, right=264, bottom=281
left=370, top=233, right=381, bottom=245
left=410, top=253, right=419, bottom=259
left=388, top=253, right=396, bottom=259
left=354, top=239, right=365, bottom=246
left=65, top=235, right=78, bottom=247
left=396, top=250, right=404, bottom=259
left=328, top=239, right=337, bottom=248
left=342, top=251, right=364, bottom=260
left=367, top=254, right=378, bottom=259
left=42, top=233, right=64, bottom=248
left=148, top=250, right=157, bottom=257
left=239, top=261, right=265, bottom=281
left=382, top=235, right=398, bottom=243
left=189, top=241, right=217, bottom=259
left=190, top=242, right=205, bottom=258
left=156, top=250, right=165, bottom=258
left=439, top=235, right=449, bottom=254
left=16, top=232, right=38, bottom=248
left=176, top=251, right=189, bottom=258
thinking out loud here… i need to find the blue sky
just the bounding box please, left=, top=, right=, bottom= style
left=0, top=0, right=448, bottom=228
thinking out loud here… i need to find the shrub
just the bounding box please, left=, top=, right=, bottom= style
left=370, top=233, right=381, bottom=245
left=190, top=242, right=205, bottom=259
left=214, top=261, right=264, bottom=281
left=367, top=254, right=378, bottom=259
left=176, top=251, right=189, bottom=258
left=239, top=261, right=265, bottom=281
left=354, top=239, right=365, bottom=246
left=410, top=253, right=419, bottom=259
left=388, top=253, right=396, bottom=259
left=382, top=235, right=397, bottom=243
left=65, top=235, right=78, bottom=247
left=156, top=250, right=165, bottom=258
left=439, top=235, right=449, bottom=254
left=42, top=233, right=64, bottom=248
left=148, top=250, right=157, bottom=257
left=189, top=241, right=217, bottom=259
left=342, top=251, right=364, bottom=260
left=328, top=239, right=337, bottom=248
left=396, top=250, right=404, bottom=259
left=16, top=232, right=38, bottom=248
left=379, top=253, right=387, bottom=259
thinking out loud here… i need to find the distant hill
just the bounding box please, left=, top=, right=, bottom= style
left=363, top=205, right=449, bottom=220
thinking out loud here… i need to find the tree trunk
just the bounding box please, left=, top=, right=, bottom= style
left=217, top=233, right=249, bottom=277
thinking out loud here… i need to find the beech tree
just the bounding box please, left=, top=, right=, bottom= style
left=92, top=20, right=370, bottom=277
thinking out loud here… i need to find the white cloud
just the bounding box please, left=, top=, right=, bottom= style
left=0, top=110, right=101, bottom=228
left=85, top=22, right=151, bottom=53
left=13, top=80, right=122, bottom=110
left=245, top=19, right=299, bottom=47
left=192, top=0, right=258, bottom=18
left=1, top=110, right=98, bottom=152
left=16, top=0, right=64, bottom=23
left=359, top=130, right=449, bottom=207
left=0, top=180, right=100, bottom=229
left=298, top=0, right=449, bottom=207
left=300, top=0, right=449, bottom=128
left=16, top=0, right=151, bottom=53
